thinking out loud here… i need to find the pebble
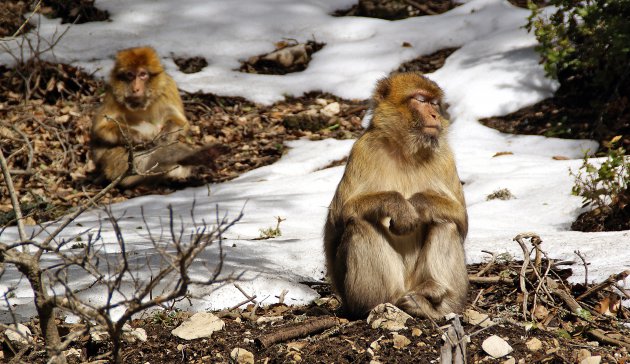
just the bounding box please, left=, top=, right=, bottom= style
left=482, top=335, right=513, bottom=358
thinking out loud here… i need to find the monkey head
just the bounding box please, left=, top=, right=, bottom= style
left=371, top=72, right=449, bottom=151
left=110, top=46, right=165, bottom=111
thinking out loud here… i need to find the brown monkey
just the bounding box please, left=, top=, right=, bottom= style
left=324, top=72, right=468, bottom=319
left=91, top=46, right=221, bottom=187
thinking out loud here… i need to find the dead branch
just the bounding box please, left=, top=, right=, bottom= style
left=475, top=251, right=497, bottom=277
left=0, top=148, right=28, bottom=245
left=574, top=250, right=589, bottom=287
left=468, top=275, right=513, bottom=284
left=576, top=270, right=630, bottom=302
left=514, top=232, right=539, bottom=320
left=440, top=314, right=467, bottom=364
left=551, top=288, right=582, bottom=315
left=256, top=317, right=340, bottom=348
left=588, top=329, right=630, bottom=350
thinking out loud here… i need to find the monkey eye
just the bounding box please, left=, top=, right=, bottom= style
left=137, top=71, right=149, bottom=80
left=413, top=94, right=427, bottom=103
left=430, top=100, right=439, bottom=106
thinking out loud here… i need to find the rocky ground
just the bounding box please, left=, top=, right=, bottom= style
left=1, top=1, right=629, bottom=363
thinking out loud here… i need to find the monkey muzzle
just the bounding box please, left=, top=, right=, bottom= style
left=124, top=96, right=148, bottom=110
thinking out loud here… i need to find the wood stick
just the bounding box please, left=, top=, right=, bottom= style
left=255, top=317, right=339, bottom=348
left=468, top=276, right=513, bottom=284
left=576, top=270, right=630, bottom=302
left=588, top=329, right=630, bottom=350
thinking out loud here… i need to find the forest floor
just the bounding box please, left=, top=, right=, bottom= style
left=1, top=1, right=629, bottom=363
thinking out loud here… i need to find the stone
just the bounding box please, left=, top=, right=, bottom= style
left=90, top=329, right=109, bottom=343
left=123, top=327, right=148, bottom=343
left=3, top=323, right=31, bottom=347
left=230, top=347, right=254, bottom=364
left=392, top=333, right=411, bottom=349
left=580, top=356, right=602, bottom=364
left=482, top=335, right=513, bottom=358
left=321, top=102, right=341, bottom=117
left=463, top=309, right=494, bottom=328
left=366, top=303, right=412, bottom=331
left=411, top=327, right=423, bottom=337
left=64, top=348, right=82, bottom=359
left=576, top=348, right=591, bottom=362
left=526, top=337, right=542, bottom=352
left=503, top=358, right=516, bottom=364
left=172, top=312, right=225, bottom=340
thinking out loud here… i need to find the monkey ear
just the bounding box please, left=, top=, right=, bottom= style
left=373, top=77, right=392, bottom=103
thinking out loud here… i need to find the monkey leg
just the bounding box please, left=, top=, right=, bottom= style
left=334, top=219, right=406, bottom=318
left=397, top=222, right=468, bottom=319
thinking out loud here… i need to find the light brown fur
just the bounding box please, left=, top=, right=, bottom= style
left=324, top=72, right=468, bottom=319
left=91, top=47, right=219, bottom=187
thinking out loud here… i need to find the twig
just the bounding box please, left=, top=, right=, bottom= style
left=587, top=329, right=630, bottom=350
left=440, top=314, right=467, bottom=364
left=576, top=270, right=630, bottom=302
left=0, top=148, right=28, bottom=247
left=574, top=250, right=589, bottom=287
left=514, top=232, right=539, bottom=321
left=475, top=251, right=497, bottom=277
left=229, top=295, right=258, bottom=311
left=468, top=276, right=513, bottom=284
left=255, top=317, right=339, bottom=348
left=551, top=289, right=582, bottom=315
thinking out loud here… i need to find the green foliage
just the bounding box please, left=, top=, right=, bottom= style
left=527, top=0, right=630, bottom=97
left=570, top=136, right=629, bottom=209
left=258, top=216, right=286, bottom=239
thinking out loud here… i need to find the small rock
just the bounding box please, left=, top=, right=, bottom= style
left=315, top=98, right=328, bottom=106
left=533, top=305, right=549, bottom=320
left=503, top=358, right=516, bottom=364
left=576, top=348, right=591, bottom=362
left=392, top=333, right=411, bottom=349
left=90, top=329, right=109, bottom=343
left=526, top=337, right=542, bottom=352
left=370, top=339, right=381, bottom=352
left=64, top=348, right=81, bottom=359
left=463, top=309, right=494, bottom=327
left=172, top=312, right=225, bottom=340
left=321, top=102, right=341, bottom=117
left=123, top=327, right=147, bottom=343
left=230, top=347, right=254, bottom=364
left=482, top=335, right=513, bottom=358
left=580, top=356, right=602, bottom=364
left=411, top=327, right=423, bottom=337
left=3, top=323, right=31, bottom=347
left=367, top=303, right=412, bottom=331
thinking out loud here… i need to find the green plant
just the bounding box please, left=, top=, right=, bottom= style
left=258, top=216, right=286, bottom=239
left=570, top=136, right=629, bottom=210
left=527, top=0, right=630, bottom=99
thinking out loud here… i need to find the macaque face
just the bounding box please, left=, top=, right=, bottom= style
left=409, top=90, right=443, bottom=138
left=116, top=67, right=151, bottom=110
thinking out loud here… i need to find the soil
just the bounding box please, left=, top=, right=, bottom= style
left=8, top=260, right=630, bottom=363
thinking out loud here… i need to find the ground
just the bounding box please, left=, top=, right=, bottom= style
left=1, top=1, right=629, bottom=363
left=11, top=258, right=630, bottom=363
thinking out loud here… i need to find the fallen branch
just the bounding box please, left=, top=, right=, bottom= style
left=475, top=251, right=497, bottom=277
left=255, top=317, right=339, bottom=348
left=576, top=270, right=630, bottom=302
left=440, top=314, right=467, bottom=364
left=468, top=276, right=513, bottom=284
left=588, top=329, right=630, bottom=350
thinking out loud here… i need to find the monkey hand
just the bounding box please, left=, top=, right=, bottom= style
left=385, top=195, right=420, bottom=235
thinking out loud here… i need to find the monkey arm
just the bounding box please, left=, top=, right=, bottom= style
left=408, top=191, right=468, bottom=239
left=341, top=191, right=419, bottom=235
left=158, top=106, right=190, bottom=141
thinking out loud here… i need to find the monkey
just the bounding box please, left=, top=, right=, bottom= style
left=323, top=72, right=468, bottom=319
left=91, top=46, right=222, bottom=187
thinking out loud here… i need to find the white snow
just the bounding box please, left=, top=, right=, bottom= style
left=1, top=0, right=628, bottom=321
